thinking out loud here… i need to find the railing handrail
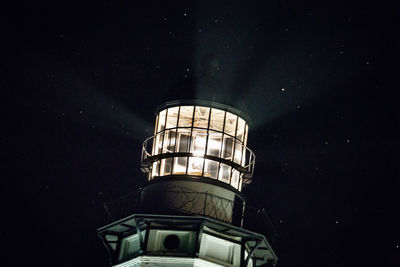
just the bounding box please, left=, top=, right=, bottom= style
left=141, top=135, right=256, bottom=178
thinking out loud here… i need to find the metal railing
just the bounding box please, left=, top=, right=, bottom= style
left=140, top=135, right=256, bottom=179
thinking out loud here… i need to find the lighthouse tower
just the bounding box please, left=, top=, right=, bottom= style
left=97, top=100, right=278, bottom=267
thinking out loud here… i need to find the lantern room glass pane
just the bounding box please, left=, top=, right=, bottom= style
left=218, top=163, right=231, bottom=183
left=160, top=158, right=172, bottom=176
left=151, top=161, right=160, bottom=178
left=193, top=106, right=210, bottom=128
left=231, top=169, right=240, bottom=189
left=154, top=132, right=164, bottom=155
left=188, top=157, right=204, bottom=176
left=153, top=115, right=159, bottom=136
left=209, top=108, right=225, bottom=131
left=157, top=110, right=167, bottom=132
left=173, top=156, right=187, bottom=174
left=224, top=112, right=237, bottom=136
left=207, top=131, right=222, bottom=157
left=162, top=130, right=176, bottom=153
left=204, top=159, right=219, bottom=179
left=166, top=107, right=179, bottom=129
left=233, top=140, right=243, bottom=164
left=244, top=124, right=248, bottom=146
left=221, top=135, right=234, bottom=160
left=236, top=118, right=245, bottom=142
left=176, top=128, right=191, bottom=153
left=242, top=147, right=248, bottom=167
left=190, top=129, right=207, bottom=156
left=178, top=106, right=194, bottom=127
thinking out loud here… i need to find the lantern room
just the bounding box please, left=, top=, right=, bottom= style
left=141, top=100, right=255, bottom=191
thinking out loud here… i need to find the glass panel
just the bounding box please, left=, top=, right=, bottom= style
left=160, top=158, right=172, bottom=176
left=151, top=161, right=160, bottom=178
left=178, top=106, right=194, bottom=127
left=231, top=169, right=240, bottom=189
left=188, top=157, right=204, bottom=176
left=224, top=112, right=237, bottom=136
left=173, top=156, right=187, bottom=174
left=207, top=131, right=222, bottom=157
left=236, top=118, right=245, bottom=142
left=209, top=108, right=225, bottom=131
left=221, top=135, right=234, bottom=160
left=218, top=163, right=231, bottom=184
left=193, top=106, right=210, bottom=128
left=157, top=110, right=167, bottom=132
left=241, top=147, right=248, bottom=167
left=204, top=159, right=219, bottom=179
left=233, top=140, right=243, bottom=164
left=154, top=132, right=164, bottom=155
left=162, top=130, right=176, bottom=153
left=244, top=124, right=248, bottom=146
left=190, top=129, right=207, bottom=157
left=175, top=128, right=190, bottom=153
left=153, top=115, right=158, bottom=136
left=166, top=107, right=179, bottom=129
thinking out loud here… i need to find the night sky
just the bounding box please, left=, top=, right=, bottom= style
left=3, top=0, right=398, bottom=266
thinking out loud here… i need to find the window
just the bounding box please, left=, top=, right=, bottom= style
left=204, top=160, right=219, bottom=179
left=188, top=157, right=204, bottom=176
left=157, top=110, right=167, bottom=132
left=173, top=157, right=187, bottom=174
left=193, top=106, right=210, bottom=128
left=160, top=158, right=172, bottom=176
left=162, top=130, right=177, bottom=153
left=178, top=106, right=194, bottom=127
left=231, top=169, right=240, bottom=189
left=218, top=163, right=231, bottom=183
left=166, top=107, right=179, bottom=129
left=207, top=131, right=222, bottom=157
left=176, top=128, right=190, bottom=153
left=210, top=108, right=225, bottom=131
left=224, top=112, right=237, bottom=136
left=191, top=129, right=207, bottom=156
left=236, top=118, right=245, bottom=142
left=222, top=135, right=234, bottom=160
left=233, top=140, right=243, bottom=164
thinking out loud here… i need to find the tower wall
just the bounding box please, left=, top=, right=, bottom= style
left=140, top=178, right=243, bottom=223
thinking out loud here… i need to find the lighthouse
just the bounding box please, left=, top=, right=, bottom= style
left=97, top=100, right=278, bottom=267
